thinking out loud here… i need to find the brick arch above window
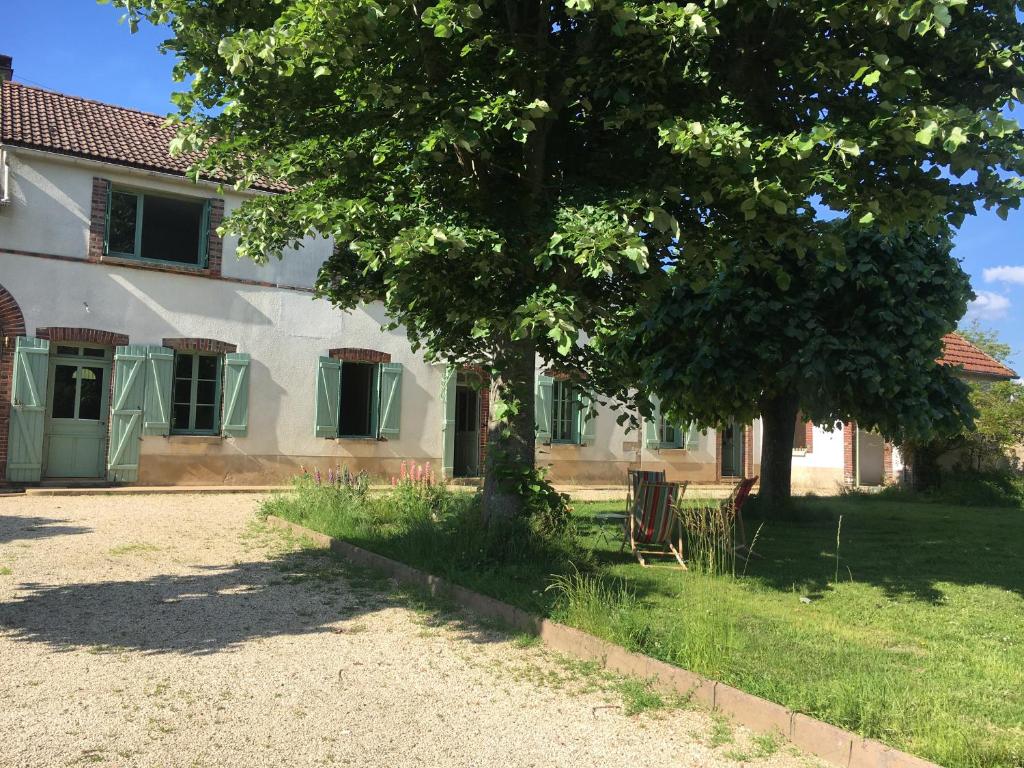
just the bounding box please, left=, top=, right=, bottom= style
left=329, top=347, right=391, bottom=364
left=0, top=284, right=26, bottom=339
left=36, top=327, right=129, bottom=347
left=163, top=338, right=237, bottom=354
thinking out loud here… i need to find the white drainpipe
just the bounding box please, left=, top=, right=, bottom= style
left=0, top=146, right=10, bottom=205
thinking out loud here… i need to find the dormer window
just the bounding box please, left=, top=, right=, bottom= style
left=106, top=188, right=211, bottom=267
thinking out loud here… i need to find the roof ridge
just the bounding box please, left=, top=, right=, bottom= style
left=2, top=79, right=172, bottom=122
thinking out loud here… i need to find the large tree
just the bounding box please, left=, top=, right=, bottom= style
left=591, top=223, right=975, bottom=507
left=116, top=0, right=1024, bottom=518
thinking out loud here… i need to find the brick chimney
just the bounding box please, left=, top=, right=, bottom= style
left=0, top=55, right=12, bottom=82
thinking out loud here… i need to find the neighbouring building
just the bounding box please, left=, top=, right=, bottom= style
left=1, top=63, right=1014, bottom=491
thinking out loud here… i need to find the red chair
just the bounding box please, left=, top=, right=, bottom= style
left=624, top=481, right=688, bottom=567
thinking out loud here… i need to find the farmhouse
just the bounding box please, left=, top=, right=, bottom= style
left=0, top=62, right=1014, bottom=491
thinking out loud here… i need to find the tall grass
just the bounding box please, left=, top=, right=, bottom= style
left=263, top=474, right=588, bottom=610
left=676, top=500, right=740, bottom=576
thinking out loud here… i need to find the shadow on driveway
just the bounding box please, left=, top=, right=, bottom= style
left=0, top=548, right=504, bottom=655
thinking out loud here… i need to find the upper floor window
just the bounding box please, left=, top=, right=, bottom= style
left=107, top=188, right=210, bottom=267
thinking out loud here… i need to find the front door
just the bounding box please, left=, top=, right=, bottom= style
left=453, top=383, right=480, bottom=478
left=44, top=345, right=111, bottom=478
left=720, top=419, right=744, bottom=478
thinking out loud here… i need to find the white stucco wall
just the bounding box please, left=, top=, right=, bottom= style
left=1, top=148, right=334, bottom=288
left=1, top=252, right=444, bottom=475
left=1, top=148, right=776, bottom=487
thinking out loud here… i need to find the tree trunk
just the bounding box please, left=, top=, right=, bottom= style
left=757, top=391, right=800, bottom=512
left=482, top=335, right=537, bottom=524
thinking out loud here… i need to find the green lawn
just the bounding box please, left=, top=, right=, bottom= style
left=266, top=487, right=1024, bottom=768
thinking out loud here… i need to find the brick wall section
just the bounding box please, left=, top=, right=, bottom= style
left=843, top=421, right=856, bottom=486
left=803, top=420, right=814, bottom=453
left=206, top=198, right=224, bottom=277
left=714, top=430, right=723, bottom=481
left=0, top=285, right=27, bottom=482
left=36, top=327, right=129, bottom=347
left=328, top=348, right=391, bottom=363
left=88, top=177, right=110, bottom=262
left=883, top=441, right=894, bottom=483
left=162, top=338, right=238, bottom=354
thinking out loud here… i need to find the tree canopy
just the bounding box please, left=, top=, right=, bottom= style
left=113, top=0, right=1024, bottom=513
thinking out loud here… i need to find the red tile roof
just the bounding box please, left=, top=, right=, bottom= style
left=1, top=80, right=284, bottom=191
left=938, top=332, right=1018, bottom=380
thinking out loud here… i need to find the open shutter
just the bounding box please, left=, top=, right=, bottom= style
left=440, top=366, right=457, bottom=477
left=535, top=374, right=553, bottom=444
left=198, top=199, right=212, bottom=268
left=684, top=422, right=700, bottom=451
left=314, top=356, right=341, bottom=438
left=107, top=345, right=147, bottom=482
left=222, top=353, right=251, bottom=437
left=6, top=337, right=49, bottom=482
left=579, top=391, right=597, bottom=446
left=378, top=362, right=403, bottom=439
left=645, top=396, right=661, bottom=449
left=142, top=346, right=173, bottom=436
left=102, top=180, right=112, bottom=255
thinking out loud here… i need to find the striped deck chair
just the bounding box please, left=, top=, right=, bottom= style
left=723, top=476, right=758, bottom=551
left=625, top=468, right=667, bottom=516
left=624, top=481, right=688, bottom=568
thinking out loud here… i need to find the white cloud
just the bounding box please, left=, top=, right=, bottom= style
left=968, top=291, right=1012, bottom=320
left=983, top=265, right=1024, bottom=285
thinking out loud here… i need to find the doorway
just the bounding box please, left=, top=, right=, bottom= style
left=43, top=344, right=110, bottom=478
left=855, top=428, right=885, bottom=486
left=453, top=372, right=481, bottom=478
left=720, top=419, right=745, bottom=478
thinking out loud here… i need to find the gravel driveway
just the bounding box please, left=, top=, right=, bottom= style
left=0, top=493, right=813, bottom=768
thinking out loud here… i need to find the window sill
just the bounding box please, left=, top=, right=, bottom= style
left=167, top=434, right=223, bottom=445
left=99, top=255, right=213, bottom=277
left=792, top=449, right=808, bottom=457
left=335, top=435, right=380, bottom=441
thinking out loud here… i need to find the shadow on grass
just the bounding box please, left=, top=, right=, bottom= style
left=564, top=495, right=1024, bottom=607
left=0, top=515, right=91, bottom=545
left=0, top=546, right=507, bottom=655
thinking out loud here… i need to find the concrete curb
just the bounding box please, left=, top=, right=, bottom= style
left=266, top=514, right=940, bottom=768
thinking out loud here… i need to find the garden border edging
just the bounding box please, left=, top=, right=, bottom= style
left=265, top=514, right=940, bottom=768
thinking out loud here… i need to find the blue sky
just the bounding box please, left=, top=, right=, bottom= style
left=5, top=1, right=1023, bottom=373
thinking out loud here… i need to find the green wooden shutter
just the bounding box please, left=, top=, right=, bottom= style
left=645, top=396, right=661, bottom=449
left=378, top=362, right=403, bottom=439
left=107, top=345, right=147, bottom=482
left=222, top=353, right=251, bottom=437
left=440, top=365, right=457, bottom=477
left=314, top=356, right=341, bottom=438
left=684, top=422, right=700, bottom=450
left=535, top=374, right=553, bottom=444
left=579, top=391, right=596, bottom=446
left=198, top=199, right=211, bottom=268
left=102, top=180, right=112, bottom=255
left=6, top=337, right=49, bottom=482
left=142, top=346, right=173, bottom=436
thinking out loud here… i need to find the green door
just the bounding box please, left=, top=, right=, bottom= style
left=44, top=345, right=111, bottom=479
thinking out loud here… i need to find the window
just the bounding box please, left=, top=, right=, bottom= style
left=339, top=362, right=378, bottom=437
left=171, top=353, right=222, bottom=434
left=658, top=416, right=677, bottom=447
left=551, top=380, right=578, bottom=443
left=107, top=189, right=209, bottom=266
left=793, top=412, right=809, bottom=451
left=49, top=346, right=110, bottom=422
